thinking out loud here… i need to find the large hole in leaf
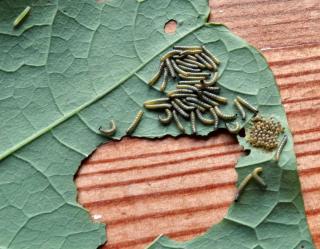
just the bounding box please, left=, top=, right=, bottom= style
left=75, top=132, right=243, bottom=249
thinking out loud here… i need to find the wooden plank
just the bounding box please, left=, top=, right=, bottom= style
left=76, top=1, right=320, bottom=248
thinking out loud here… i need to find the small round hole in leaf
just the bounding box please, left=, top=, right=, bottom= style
left=164, top=19, right=177, bottom=34
left=244, top=149, right=251, bottom=156
left=238, top=128, right=246, bottom=138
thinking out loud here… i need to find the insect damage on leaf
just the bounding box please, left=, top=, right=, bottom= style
left=143, top=45, right=258, bottom=135
left=0, top=0, right=315, bottom=246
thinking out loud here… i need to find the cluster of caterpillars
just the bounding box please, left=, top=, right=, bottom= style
left=144, top=45, right=258, bottom=134
left=12, top=6, right=292, bottom=207
left=99, top=45, right=289, bottom=202
left=148, top=45, right=220, bottom=91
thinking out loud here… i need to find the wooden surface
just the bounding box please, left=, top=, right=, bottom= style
left=76, top=1, right=320, bottom=248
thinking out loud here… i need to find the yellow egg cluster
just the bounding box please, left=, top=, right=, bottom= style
left=246, top=116, right=284, bottom=150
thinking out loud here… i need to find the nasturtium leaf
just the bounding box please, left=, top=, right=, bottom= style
left=0, top=0, right=314, bottom=249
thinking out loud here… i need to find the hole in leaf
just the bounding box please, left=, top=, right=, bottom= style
left=244, top=149, right=251, bottom=156
left=164, top=19, right=177, bottom=34
left=75, top=132, right=244, bottom=248
left=238, top=128, right=246, bottom=138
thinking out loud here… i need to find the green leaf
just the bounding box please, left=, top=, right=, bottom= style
left=0, top=1, right=314, bottom=249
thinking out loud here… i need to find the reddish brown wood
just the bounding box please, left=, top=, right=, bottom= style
left=76, top=1, right=320, bottom=248
left=77, top=134, right=241, bottom=249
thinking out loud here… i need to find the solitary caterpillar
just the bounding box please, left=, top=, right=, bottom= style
left=13, top=6, right=31, bottom=28
left=126, top=110, right=144, bottom=134
left=99, top=120, right=117, bottom=137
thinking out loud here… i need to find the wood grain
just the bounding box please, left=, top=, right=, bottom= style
left=76, top=1, right=320, bottom=248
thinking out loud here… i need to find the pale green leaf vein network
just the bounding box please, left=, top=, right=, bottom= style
left=13, top=153, right=68, bottom=203
left=0, top=2, right=314, bottom=248
left=0, top=23, right=204, bottom=161
left=76, top=113, right=101, bottom=135
left=51, top=131, right=88, bottom=157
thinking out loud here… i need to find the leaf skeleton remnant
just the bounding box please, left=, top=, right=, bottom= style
left=0, top=0, right=315, bottom=249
